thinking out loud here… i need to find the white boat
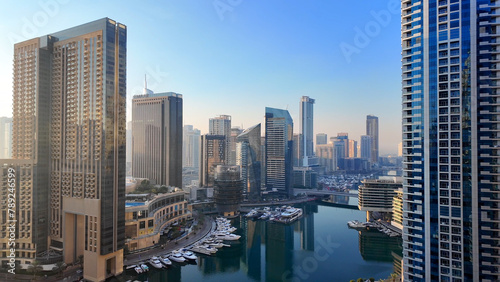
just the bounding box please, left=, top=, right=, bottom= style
left=347, top=220, right=366, bottom=229
left=273, top=207, right=303, bottom=224
left=169, top=252, right=187, bottom=263
left=213, top=232, right=241, bottom=241
left=160, top=256, right=172, bottom=266
left=149, top=258, right=163, bottom=269
left=201, top=244, right=218, bottom=253
left=258, top=212, right=270, bottom=220
left=133, top=266, right=142, bottom=274
left=209, top=241, right=224, bottom=248
left=181, top=249, right=197, bottom=260
left=245, top=209, right=259, bottom=218
left=140, top=264, right=149, bottom=272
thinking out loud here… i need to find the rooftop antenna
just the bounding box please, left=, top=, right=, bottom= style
left=143, top=74, right=148, bottom=95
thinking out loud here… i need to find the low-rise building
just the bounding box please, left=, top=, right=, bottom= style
left=358, top=177, right=402, bottom=221
left=124, top=191, right=191, bottom=252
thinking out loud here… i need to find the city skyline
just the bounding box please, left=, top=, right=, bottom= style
left=0, top=1, right=402, bottom=154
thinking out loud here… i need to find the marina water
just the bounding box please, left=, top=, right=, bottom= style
left=117, top=200, right=402, bottom=282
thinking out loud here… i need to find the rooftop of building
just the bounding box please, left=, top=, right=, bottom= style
left=133, top=92, right=182, bottom=99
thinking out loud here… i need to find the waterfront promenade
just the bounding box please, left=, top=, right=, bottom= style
left=124, top=215, right=214, bottom=266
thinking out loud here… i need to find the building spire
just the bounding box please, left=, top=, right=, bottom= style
left=143, top=74, right=147, bottom=94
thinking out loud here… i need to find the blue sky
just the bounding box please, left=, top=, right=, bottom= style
left=0, top=0, right=402, bottom=154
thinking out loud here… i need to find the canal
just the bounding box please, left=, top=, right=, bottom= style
left=115, top=201, right=402, bottom=282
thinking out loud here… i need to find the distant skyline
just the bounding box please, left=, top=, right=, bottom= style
left=0, top=1, right=402, bottom=154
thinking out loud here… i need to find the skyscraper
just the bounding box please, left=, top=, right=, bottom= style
left=132, top=91, right=182, bottom=187
left=360, top=135, right=373, bottom=161
left=316, top=133, right=327, bottom=146
left=200, top=135, right=226, bottom=187
left=402, top=1, right=500, bottom=281
left=183, top=125, right=201, bottom=169
left=300, top=96, right=315, bottom=166
left=0, top=18, right=126, bottom=281
left=236, top=123, right=261, bottom=200
left=265, top=107, right=293, bottom=196
left=366, top=115, right=379, bottom=164
left=209, top=115, right=231, bottom=164
left=0, top=117, right=12, bottom=158
left=230, top=127, right=243, bottom=165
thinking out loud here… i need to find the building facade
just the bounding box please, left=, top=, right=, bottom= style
left=0, top=117, right=12, bottom=159
left=316, top=133, right=327, bottom=146
left=214, top=165, right=242, bottom=217
left=265, top=107, right=293, bottom=196
left=358, top=177, right=401, bottom=221
left=209, top=115, right=231, bottom=164
left=316, top=143, right=336, bottom=173
left=230, top=127, right=243, bottom=165
left=0, top=18, right=127, bottom=281
left=132, top=92, right=183, bottom=187
left=236, top=123, right=261, bottom=200
left=300, top=96, right=315, bottom=166
left=183, top=125, right=201, bottom=169
left=366, top=115, right=379, bottom=164
left=360, top=135, right=373, bottom=161
left=124, top=191, right=189, bottom=251
left=402, top=1, right=500, bottom=281
left=199, top=135, right=226, bottom=187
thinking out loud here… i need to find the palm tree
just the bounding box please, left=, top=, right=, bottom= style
left=390, top=273, right=398, bottom=282
left=52, top=261, right=66, bottom=277
left=28, top=260, right=43, bottom=279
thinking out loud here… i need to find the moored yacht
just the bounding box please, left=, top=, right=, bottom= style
left=273, top=207, right=303, bottom=224
left=181, top=249, right=197, bottom=260
left=149, top=258, right=164, bottom=269
left=169, top=252, right=187, bottom=263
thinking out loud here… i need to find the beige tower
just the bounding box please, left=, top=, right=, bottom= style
left=1, top=18, right=127, bottom=282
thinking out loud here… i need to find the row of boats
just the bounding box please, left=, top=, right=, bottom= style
left=128, top=217, right=241, bottom=274
left=347, top=220, right=400, bottom=237
left=128, top=249, right=198, bottom=274
left=190, top=217, right=240, bottom=255
left=245, top=206, right=303, bottom=224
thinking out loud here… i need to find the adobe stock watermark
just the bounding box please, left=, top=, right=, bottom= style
left=339, top=0, right=400, bottom=63
left=8, top=0, right=71, bottom=45
left=7, top=167, right=17, bottom=275
left=213, top=0, right=243, bottom=21
left=281, top=235, right=341, bottom=282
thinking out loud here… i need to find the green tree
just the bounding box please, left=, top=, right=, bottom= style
left=357, top=279, right=364, bottom=282
left=78, top=254, right=84, bottom=268
left=28, top=260, right=43, bottom=279
left=52, top=261, right=66, bottom=277
left=390, top=273, right=398, bottom=282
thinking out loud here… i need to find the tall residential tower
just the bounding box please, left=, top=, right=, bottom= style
left=402, top=1, right=500, bottom=281
left=299, top=96, right=315, bottom=166
left=265, top=107, right=293, bottom=196
left=0, top=18, right=127, bottom=281
left=366, top=115, right=379, bottom=164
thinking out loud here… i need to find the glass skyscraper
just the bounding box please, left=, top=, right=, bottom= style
left=265, top=107, right=293, bottom=196
left=236, top=123, right=262, bottom=199
left=366, top=115, right=379, bottom=164
left=402, top=1, right=499, bottom=281
left=300, top=96, right=315, bottom=166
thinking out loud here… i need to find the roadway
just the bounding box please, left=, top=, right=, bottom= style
left=293, top=188, right=358, bottom=198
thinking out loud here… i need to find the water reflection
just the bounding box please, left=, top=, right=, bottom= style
left=118, top=203, right=402, bottom=281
